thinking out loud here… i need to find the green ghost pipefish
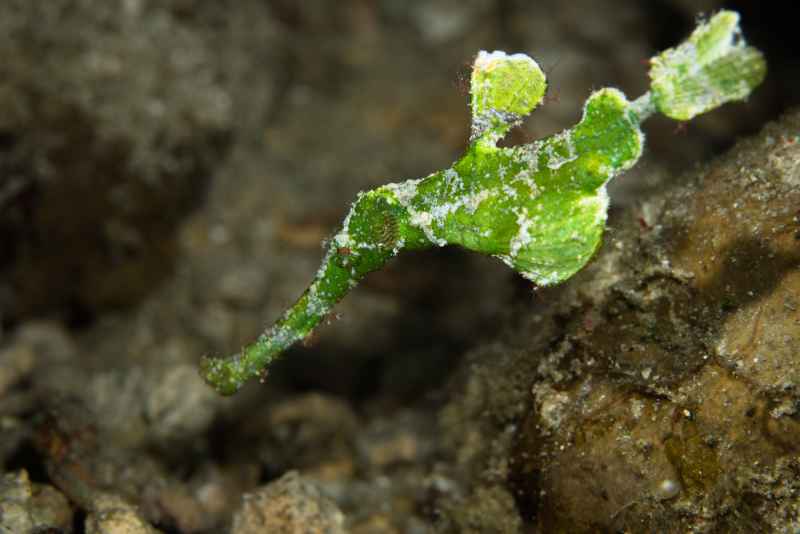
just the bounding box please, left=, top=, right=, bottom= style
left=201, top=11, right=765, bottom=395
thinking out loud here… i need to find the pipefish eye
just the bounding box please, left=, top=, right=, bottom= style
left=378, top=213, right=399, bottom=248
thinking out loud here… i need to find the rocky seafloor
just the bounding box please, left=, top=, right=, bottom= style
left=1, top=1, right=799, bottom=533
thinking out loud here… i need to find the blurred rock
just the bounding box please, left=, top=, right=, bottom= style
left=184, top=463, right=261, bottom=531
left=231, top=471, right=345, bottom=534
left=250, top=393, right=358, bottom=478
left=0, top=342, right=33, bottom=397
left=406, top=0, right=494, bottom=44
left=31, top=395, right=234, bottom=531
left=1, top=321, right=78, bottom=396
left=0, top=470, right=73, bottom=534
left=357, top=411, right=436, bottom=470
left=85, top=493, right=163, bottom=534
left=143, top=364, right=220, bottom=444
left=438, top=485, right=523, bottom=534
left=0, top=0, right=241, bottom=321
left=39, top=362, right=220, bottom=451
left=0, top=416, right=27, bottom=471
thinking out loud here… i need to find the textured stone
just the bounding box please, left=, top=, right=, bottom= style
left=504, top=109, right=800, bottom=531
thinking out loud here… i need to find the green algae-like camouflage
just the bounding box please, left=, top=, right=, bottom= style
left=201, top=11, right=765, bottom=396
left=649, top=11, right=766, bottom=121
